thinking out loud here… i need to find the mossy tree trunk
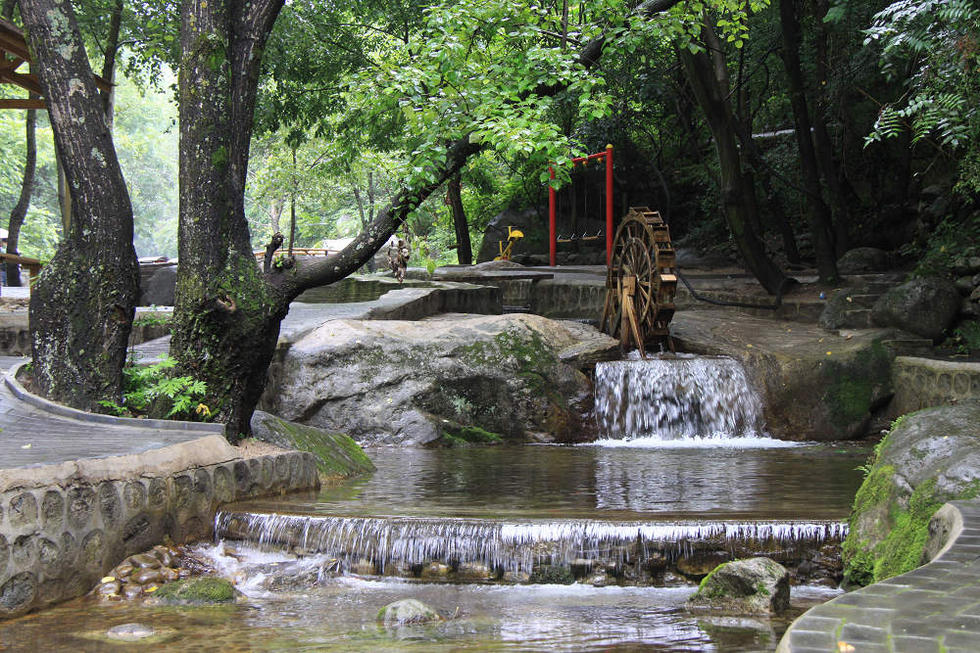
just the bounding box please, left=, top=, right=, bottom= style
left=20, top=0, right=139, bottom=409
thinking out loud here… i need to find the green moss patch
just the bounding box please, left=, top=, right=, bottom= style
left=821, top=340, right=892, bottom=428
left=152, top=578, right=237, bottom=605
left=251, top=411, right=375, bottom=478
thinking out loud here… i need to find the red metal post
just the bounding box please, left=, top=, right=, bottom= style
left=549, top=165, right=556, bottom=267
left=605, top=144, right=613, bottom=267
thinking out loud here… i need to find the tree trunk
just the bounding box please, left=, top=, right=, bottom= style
left=448, top=173, right=472, bottom=264
left=20, top=0, right=139, bottom=409
left=779, top=0, right=839, bottom=283
left=5, top=99, right=35, bottom=287
left=100, top=0, right=124, bottom=127
left=679, top=42, right=789, bottom=295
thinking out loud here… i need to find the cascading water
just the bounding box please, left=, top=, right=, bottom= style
left=594, top=354, right=765, bottom=440
left=215, top=510, right=846, bottom=582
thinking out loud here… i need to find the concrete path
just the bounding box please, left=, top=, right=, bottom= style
left=780, top=501, right=980, bottom=653
left=0, top=357, right=219, bottom=469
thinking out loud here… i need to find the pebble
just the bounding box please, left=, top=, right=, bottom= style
left=95, top=581, right=121, bottom=598
left=114, top=562, right=134, bottom=578
left=121, top=583, right=143, bottom=599
left=131, top=568, right=162, bottom=586
left=151, top=546, right=173, bottom=568
left=106, top=623, right=155, bottom=641
left=129, top=553, right=161, bottom=569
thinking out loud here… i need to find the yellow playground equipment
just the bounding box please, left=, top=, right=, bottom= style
left=494, top=226, right=524, bottom=261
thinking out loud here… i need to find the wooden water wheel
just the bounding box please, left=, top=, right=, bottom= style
left=599, top=207, right=678, bottom=356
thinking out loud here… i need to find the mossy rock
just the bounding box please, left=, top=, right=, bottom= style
left=151, top=577, right=239, bottom=605
left=376, top=598, right=443, bottom=626
left=843, top=401, right=980, bottom=586
left=689, top=558, right=789, bottom=615
left=250, top=410, right=375, bottom=478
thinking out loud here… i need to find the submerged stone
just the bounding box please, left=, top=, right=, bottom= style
left=377, top=598, right=443, bottom=626
left=106, top=623, right=155, bottom=641
left=688, top=557, right=789, bottom=615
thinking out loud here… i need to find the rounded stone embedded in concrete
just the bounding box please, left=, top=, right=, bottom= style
left=194, top=468, right=213, bottom=504
left=8, top=492, right=38, bottom=529
left=11, top=535, right=36, bottom=568
left=174, top=474, right=194, bottom=511
left=0, top=572, right=36, bottom=614
left=123, top=480, right=146, bottom=512
left=954, top=374, right=969, bottom=396
left=37, top=537, right=60, bottom=572
left=98, top=482, right=123, bottom=528
left=40, top=490, right=65, bottom=532
left=66, top=484, right=96, bottom=530
left=0, top=534, right=8, bottom=572
left=275, top=456, right=288, bottom=481
left=260, top=457, right=274, bottom=489
left=81, top=530, right=106, bottom=573
left=233, top=461, right=251, bottom=493
left=147, top=478, right=167, bottom=510
left=288, top=455, right=301, bottom=484
left=213, top=465, right=234, bottom=503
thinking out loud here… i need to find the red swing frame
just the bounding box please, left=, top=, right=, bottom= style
left=547, top=144, right=613, bottom=267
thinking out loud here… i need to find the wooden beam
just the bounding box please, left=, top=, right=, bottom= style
left=0, top=98, right=45, bottom=109
left=0, top=18, right=112, bottom=93
left=0, top=69, right=42, bottom=96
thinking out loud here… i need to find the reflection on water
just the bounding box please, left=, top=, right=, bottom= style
left=0, top=574, right=841, bottom=652
left=232, top=443, right=868, bottom=521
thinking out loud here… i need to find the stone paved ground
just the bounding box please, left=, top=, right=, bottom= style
left=0, top=356, right=216, bottom=469
left=781, top=501, right=980, bottom=652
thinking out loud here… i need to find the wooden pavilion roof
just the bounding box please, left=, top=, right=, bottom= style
left=0, top=18, right=112, bottom=110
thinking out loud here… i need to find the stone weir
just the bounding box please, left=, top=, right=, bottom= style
left=216, top=511, right=846, bottom=586
left=594, top=355, right=765, bottom=440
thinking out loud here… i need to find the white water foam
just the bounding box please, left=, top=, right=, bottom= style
left=215, top=511, right=846, bottom=575
left=583, top=436, right=801, bottom=449
left=594, top=355, right=766, bottom=441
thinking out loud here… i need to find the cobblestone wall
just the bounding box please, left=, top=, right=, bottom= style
left=890, top=356, right=980, bottom=416
left=0, top=450, right=318, bottom=619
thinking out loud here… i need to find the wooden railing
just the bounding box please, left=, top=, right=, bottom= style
left=0, top=253, right=42, bottom=281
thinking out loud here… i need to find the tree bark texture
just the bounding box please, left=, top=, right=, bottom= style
left=20, top=0, right=139, bottom=410
left=100, top=0, right=124, bottom=126
left=779, top=0, right=839, bottom=283
left=679, top=42, right=789, bottom=295
left=448, top=173, right=472, bottom=264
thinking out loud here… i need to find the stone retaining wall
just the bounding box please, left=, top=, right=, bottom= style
left=0, top=442, right=319, bottom=619
left=528, top=280, right=605, bottom=319
left=889, top=356, right=980, bottom=417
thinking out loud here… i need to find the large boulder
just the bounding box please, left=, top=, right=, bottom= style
left=871, top=277, right=961, bottom=340
left=842, top=401, right=980, bottom=586
left=688, top=557, right=790, bottom=614
left=249, top=410, right=376, bottom=478
left=837, top=247, right=890, bottom=274
left=260, top=314, right=603, bottom=445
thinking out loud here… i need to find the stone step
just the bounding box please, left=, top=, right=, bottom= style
left=837, top=308, right=873, bottom=328
left=843, top=294, right=880, bottom=309
left=881, top=338, right=935, bottom=357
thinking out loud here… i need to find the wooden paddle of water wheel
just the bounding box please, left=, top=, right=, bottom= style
left=600, top=207, right=678, bottom=356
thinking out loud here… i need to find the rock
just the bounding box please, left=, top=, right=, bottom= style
left=377, top=598, right=443, bottom=626
left=128, top=553, right=161, bottom=569
left=138, top=264, right=177, bottom=306
left=837, top=247, right=890, bottom=274
left=352, top=559, right=377, bottom=576
left=842, top=402, right=980, bottom=586
left=260, top=314, right=594, bottom=445
left=420, top=562, right=450, bottom=580
left=871, top=277, right=961, bottom=341
left=955, top=276, right=975, bottom=294
left=106, top=623, right=155, bottom=641
left=95, top=581, right=121, bottom=599
left=150, top=546, right=173, bottom=568
left=131, top=568, right=162, bottom=586
left=250, top=410, right=376, bottom=477
left=150, top=577, right=239, bottom=605
left=455, top=562, right=492, bottom=581
left=688, top=557, right=790, bottom=615
left=113, top=562, right=134, bottom=579
left=121, top=583, right=143, bottom=599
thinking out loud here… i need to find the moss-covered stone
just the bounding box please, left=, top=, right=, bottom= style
left=436, top=424, right=504, bottom=447
left=152, top=577, right=237, bottom=604
left=528, top=565, right=575, bottom=585
left=820, top=340, right=892, bottom=429
left=250, top=411, right=375, bottom=478
left=842, top=402, right=980, bottom=586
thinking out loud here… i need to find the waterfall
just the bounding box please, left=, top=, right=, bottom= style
left=216, top=511, right=845, bottom=576
left=594, top=355, right=765, bottom=440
